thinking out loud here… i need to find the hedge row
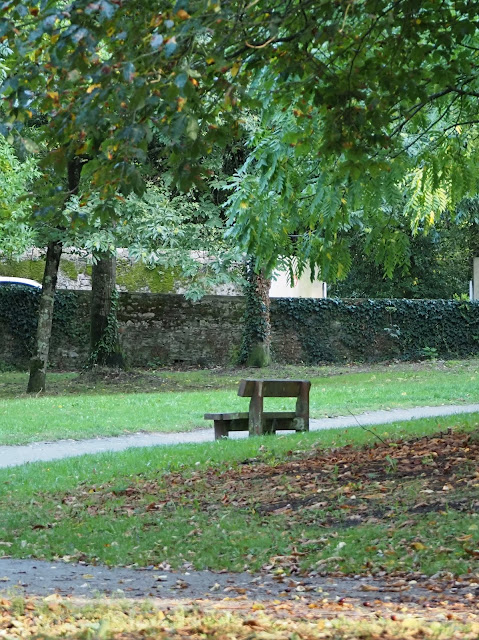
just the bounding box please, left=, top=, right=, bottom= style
left=1, top=288, right=479, bottom=368
left=274, top=298, right=479, bottom=362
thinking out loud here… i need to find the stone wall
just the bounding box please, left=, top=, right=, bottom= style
left=1, top=291, right=310, bottom=369
left=3, top=291, right=478, bottom=370
left=114, top=295, right=310, bottom=367
left=0, top=292, right=310, bottom=369
left=1, top=292, right=248, bottom=369
left=117, top=294, right=246, bottom=367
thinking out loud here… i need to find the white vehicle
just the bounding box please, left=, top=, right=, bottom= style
left=0, top=276, right=42, bottom=289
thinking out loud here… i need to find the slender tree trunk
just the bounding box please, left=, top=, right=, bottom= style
left=27, top=240, right=62, bottom=392
left=89, top=252, right=125, bottom=368
left=240, top=258, right=272, bottom=367
left=27, top=157, right=84, bottom=393
left=469, top=224, right=479, bottom=300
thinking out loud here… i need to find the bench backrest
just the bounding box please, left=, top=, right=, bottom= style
left=237, top=379, right=310, bottom=398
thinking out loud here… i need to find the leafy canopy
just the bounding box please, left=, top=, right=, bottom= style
left=2, top=0, right=479, bottom=278
left=0, top=0, right=240, bottom=210
left=224, top=0, right=479, bottom=278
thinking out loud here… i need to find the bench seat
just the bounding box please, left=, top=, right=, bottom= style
left=204, top=411, right=305, bottom=439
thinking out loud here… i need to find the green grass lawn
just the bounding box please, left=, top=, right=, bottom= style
left=0, top=359, right=478, bottom=445
left=1, top=414, right=478, bottom=578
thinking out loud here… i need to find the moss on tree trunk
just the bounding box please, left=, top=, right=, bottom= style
left=89, top=252, right=125, bottom=368
left=240, top=259, right=272, bottom=367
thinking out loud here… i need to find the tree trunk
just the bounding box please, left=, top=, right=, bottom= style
left=27, top=158, right=84, bottom=393
left=89, top=252, right=125, bottom=368
left=27, top=240, right=62, bottom=393
left=469, top=224, right=479, bottom=300
left=240, top=259, right=272, bottom=367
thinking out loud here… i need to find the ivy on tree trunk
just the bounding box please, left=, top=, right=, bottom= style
left=239, top=258, right=272, bottom=367
left=89, top=252, right=125, bottom=368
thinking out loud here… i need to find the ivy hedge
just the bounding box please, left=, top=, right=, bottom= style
left=0, top=287, right=86, bottom=367
left=2, top=289, right=479, bottom=369
left=273, top=298, right=479, bottom=363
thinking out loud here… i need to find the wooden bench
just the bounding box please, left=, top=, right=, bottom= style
left=205, top=379, right=311, bottom=439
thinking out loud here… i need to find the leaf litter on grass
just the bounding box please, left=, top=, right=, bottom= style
left=1, top=595, right=479, bottom=640
left=14, top=427, right=477, bottom=579
left=1, top=430, right=479, bottom=637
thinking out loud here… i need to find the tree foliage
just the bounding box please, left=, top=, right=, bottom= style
left=0, top=0, right=240, bottom=210
left=65, top=180, right=242, bottom=300
left=224, top=0, right=479, bottom=278
left=2, top=0, right=479, bottom=282
left=221, top=1, right=478, bottom=279
left=0, top=138, right=38, bottom=255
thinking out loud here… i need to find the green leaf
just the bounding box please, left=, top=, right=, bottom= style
left=175, top=73, right=188, bottom=88
left=186, top=117, right=199, bottom=141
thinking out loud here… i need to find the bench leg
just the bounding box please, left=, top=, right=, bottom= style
left=292, top=417, right=308, bottom=432
left=295, top=381, right=310, bottom=432
left=214, top=420, right=229, bottom=440
left=249, top=382, right=264, bottom=436
left=263, top=418, right=276, bottom=435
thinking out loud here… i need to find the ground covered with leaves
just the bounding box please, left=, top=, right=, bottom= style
left=1, top=427, right=478, bottom=638
left=63, top=429, right=479, bottom=575
left=1, top=593, right=478, bottom=640
left=2, top=428, right=478, bottom=577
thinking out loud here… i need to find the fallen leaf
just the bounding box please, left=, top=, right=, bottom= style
left=316, top=556, right=344, bottom=566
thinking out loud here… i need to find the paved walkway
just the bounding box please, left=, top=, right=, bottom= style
left=1, top=557, right=477, bottom=605
left=1, top=403, right=479, bottom=469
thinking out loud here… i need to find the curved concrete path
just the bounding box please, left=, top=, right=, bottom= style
left=1, top=403, right=478, bottom=469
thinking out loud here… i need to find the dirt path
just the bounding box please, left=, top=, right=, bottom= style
left=1, top=403, right=479, bottom=469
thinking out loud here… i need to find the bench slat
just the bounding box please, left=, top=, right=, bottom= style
left=204, top=411, right=296, bottom=421
left=237, top=379, right=310, bottom=398
left=204, top=412, right=249, bottom=421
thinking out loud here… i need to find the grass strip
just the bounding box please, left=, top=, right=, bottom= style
left=1, top=415, right=478, bottom=578
left=1, top=360, right=479, bottom=445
